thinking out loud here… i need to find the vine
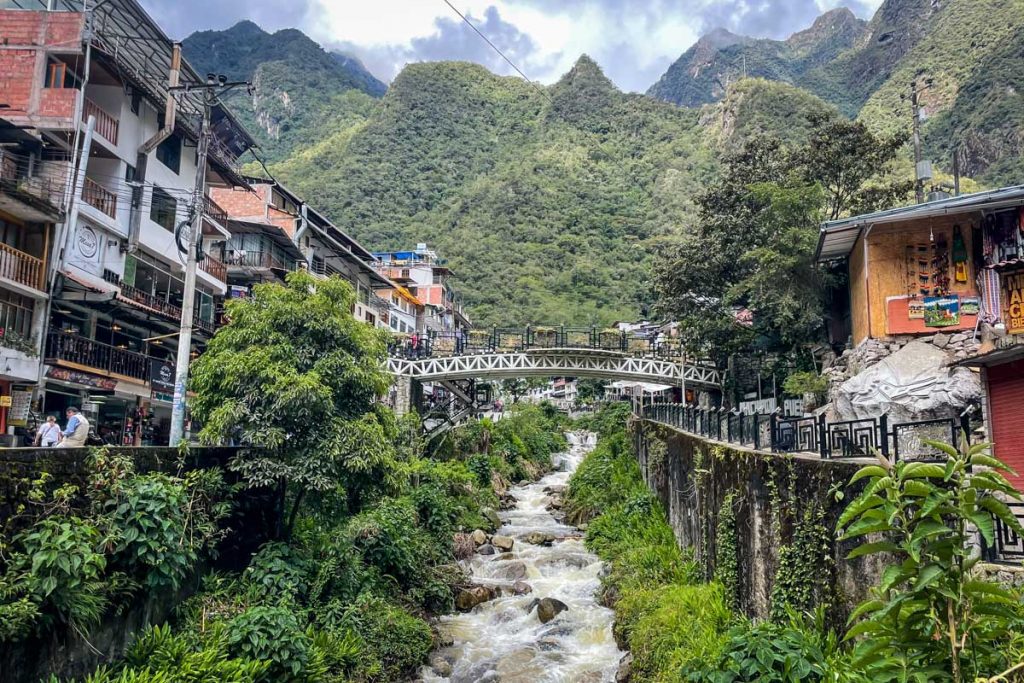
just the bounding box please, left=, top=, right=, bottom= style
left=769, top=503, right=834, bottom=622
left=714, top=491, right=740, bottom=611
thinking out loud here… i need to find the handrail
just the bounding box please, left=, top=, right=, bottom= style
left=0, top=241, right=44, bottom=291
left=198, top=254, right=227, bottom=282
left=83, top=97, right=119, bottom=145
left=83, top=177, right=117, bottom=219
left=203, top=195, right=228, bottom=225
left=45, top=331, right=147, bottom=382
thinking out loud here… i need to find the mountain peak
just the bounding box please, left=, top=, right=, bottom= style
left=225, top=19, right=267, bottom=37
left=787, top=6, right=867, bottom=51
left=555, top=54, right=617, bottom=91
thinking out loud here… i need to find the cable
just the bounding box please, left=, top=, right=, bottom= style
left=440, top=0, right=552, bottom=102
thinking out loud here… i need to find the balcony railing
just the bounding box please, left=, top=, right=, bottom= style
left=203, top=196, right=228, bottom=225
left=46, top=332, right=147, bottom=382
left=224, top=251, right=289, bottom=271
left=198, top=254, right=227, bottom=282
left=0, top=242, right=44, bottom=291
left=83, top=98, right=119, bottom=145
left=83, top=177, right=117, bottom=219
left=0, top=151, right=69, bottom=216
left=119, top=283, right=218, bottom=335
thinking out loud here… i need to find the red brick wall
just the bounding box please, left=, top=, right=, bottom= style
left=210, top=186, right=267, bottom=221
left=0, top=10, right=84, bottom=127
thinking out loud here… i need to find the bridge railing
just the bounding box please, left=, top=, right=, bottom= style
left=388, top=326, right=705, bottom=363
left=639, top=402, right=971, bottom=461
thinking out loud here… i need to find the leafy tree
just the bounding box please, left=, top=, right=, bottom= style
left=838, top=438, right=1024, bottom=682
left=190, top=271, right=396, bottom=536
left=655, top=112, right=909, bottom=363
left=500, top=377, right=547, bottom=404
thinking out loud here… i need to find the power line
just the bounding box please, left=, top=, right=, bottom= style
left=440, top=0, right=551, bottom=101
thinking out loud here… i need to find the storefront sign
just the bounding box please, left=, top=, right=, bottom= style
left=46, top=366, right=117, bottom=391
left=151, top=390, right=173, bottom=404
left=77, top=224, right=98, bottom=259
left=149, top=358, right=175, bottom=393
left=924, top=295, right=961, bottom=327
left=1004, top=270, right=1024, bottom=334
left=0, top=396, right=12, bottom=408
left=7, top=389, right=32, bottom=426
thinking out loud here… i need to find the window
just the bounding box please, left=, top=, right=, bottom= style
left=0, top=289, right=35, bottom=339
left=44, top=59, right=79, bottom=89
left=149, top=187, right=177, bottom=231
left=156, top=134, right=181, bottom=174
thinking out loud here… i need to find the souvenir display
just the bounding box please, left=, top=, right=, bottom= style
left=923, top=295, right=961, bottom=327
left=952, top=225, right=968, bottom=283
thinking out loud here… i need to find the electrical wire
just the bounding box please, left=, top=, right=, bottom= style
left=440, top=0, right=552, bottom=102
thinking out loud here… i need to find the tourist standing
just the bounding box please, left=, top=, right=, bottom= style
left=35, top=416, right=61, bottom=447
left=56, top=407, right=90, bottom=448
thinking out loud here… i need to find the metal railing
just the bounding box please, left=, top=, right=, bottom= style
left=83, top=98, right=119, bottom=145
left=0, top=241, right=45, bottom=291
left=640, top=403, right=971, bottom=461
left=46, top=332, right=147, bottom=382
left=203, top=195, right=228, bottom=225
left=0, top=150, right=69, bottom=214
left=83, top=177, right=117, bottom=219
left=388, top=326, right=701, bottom=362
left=989, top=501, right=1024, bottom=563
left=223, top=251, right=290, bottom=271
left=118, top=283, right=217, bottom=336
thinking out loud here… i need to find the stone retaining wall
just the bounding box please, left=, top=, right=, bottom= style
left=632, top=419, right=888, bottom=622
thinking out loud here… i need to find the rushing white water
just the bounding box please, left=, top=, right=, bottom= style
left=421, top=432, right=623, bottom=683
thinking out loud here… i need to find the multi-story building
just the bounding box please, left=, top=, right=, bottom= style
left=0, top=0, right=255, bottom=444
left=211, top=179, right=395, bottom=326
left=373, top=243, right=470, bottom=333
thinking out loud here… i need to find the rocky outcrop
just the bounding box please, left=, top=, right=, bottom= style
left=535, top=597, right=569, bottom=624
left=830, top=340, right=981, bottom=423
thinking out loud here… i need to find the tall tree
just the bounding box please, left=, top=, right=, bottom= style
left=190, top=271, right=397, bottom=536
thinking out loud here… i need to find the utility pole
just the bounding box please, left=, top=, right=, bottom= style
left=168, top=74, right=250, bottom=445
left=909, top=79, right=933, bottom=204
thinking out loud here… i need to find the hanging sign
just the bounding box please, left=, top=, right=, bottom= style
left=1004, top=270, right=1024, bottom=334
left=149, top=358, right=175, bottom=393
left=46, top=367, right=117, bottom=390
left=923, top=295, right=961, bottom=328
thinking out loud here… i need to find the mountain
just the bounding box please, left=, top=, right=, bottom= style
left=649, top=0, right=1024, bottom=185
left=182, top=21, right=386, bottom=162
left=268, top=55, right=839, bottom=327
left=646, top=9, right=868, bottom=108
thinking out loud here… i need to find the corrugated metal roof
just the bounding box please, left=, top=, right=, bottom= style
left=815, top=185, right=1024, bottom=261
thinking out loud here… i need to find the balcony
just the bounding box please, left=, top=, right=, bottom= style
left=203, top=196, right=228, bottom=226
left=198, top=254, right=227, bottom=282
left=46, top=331, right=147, bottom=383
left=83, top=177, right=117, bottom=219
left=225, top=251, right=289, bottom=271
left=0, top=242, right=45, bottom=293
left=118, top=282, right=217, bottom=336
left=0, top=151, right=68, bottom=222
left=82, top=98, right=119, bottom=146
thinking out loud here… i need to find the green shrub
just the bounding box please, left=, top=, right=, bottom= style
left=12, top=516, right=110, bottom=630
left=243, top=541, right=310, bottom=603
left=119, top=624, right=270, bottom=682
left=629, top=583, right=733, bottom=682
left=335, top=593, right=433, bottom=681
left=227, top=605, right=311, bottom=678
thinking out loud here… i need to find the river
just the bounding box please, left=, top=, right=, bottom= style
left=421, top=432, right=623, bottom=683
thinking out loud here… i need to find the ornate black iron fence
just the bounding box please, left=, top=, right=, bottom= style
left=640, top=403, right=971, bottom=461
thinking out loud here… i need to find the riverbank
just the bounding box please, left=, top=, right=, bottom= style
left=421, top=432, right=622, bottom=682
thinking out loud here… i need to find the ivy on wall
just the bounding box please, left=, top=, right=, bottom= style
left=714, top=491, right=740, bottom=611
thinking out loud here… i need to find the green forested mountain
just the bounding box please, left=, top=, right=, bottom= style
left=182, top=21, right=386, bottom=162
left=649, top=0, right=1024, bottom=185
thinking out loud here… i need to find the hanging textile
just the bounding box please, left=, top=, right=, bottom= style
left=952, top=225, right=968, bottom=283
left=978, top=268, right=1002, bottom=323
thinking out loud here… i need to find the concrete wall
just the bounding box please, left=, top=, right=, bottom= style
left=633, top=419, right=889, bottom=622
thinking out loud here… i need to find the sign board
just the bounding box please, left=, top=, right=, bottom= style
left=46, top=366, right=117, bottom=391
left=149, top=358, right=175, bottom=393
left=1004, top=270, right=1024, bottom=334
left=0, top=396, right=12, bottom=407
left=7, top=389, right=31, bottom=426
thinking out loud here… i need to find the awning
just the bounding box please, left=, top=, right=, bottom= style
left=816, top=185, right=1024, bottom=261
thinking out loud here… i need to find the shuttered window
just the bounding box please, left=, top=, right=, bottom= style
left=989, top=359, right=1024, bottom=491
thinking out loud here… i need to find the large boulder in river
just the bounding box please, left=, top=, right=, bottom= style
left=536, top=597, right=569, bottom=624
left=511, top=581, right=532, bottom=595
left=477, top=543, right=498, bottom=555
left=491, top=535, right=515, bottom=551
left=481, top=507, right=502, bottom=529
left=455, top=584, right=497, bottom=611
left=496, top=560, right=528, bottom=581
left=524, top=531, right=555, bottom=546
left=471, top=529, right=488, bottom=546
left=831, top=341, right=981, bottom=423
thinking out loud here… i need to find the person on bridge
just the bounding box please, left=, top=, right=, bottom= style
left=410, top=332, right=420, bottom=358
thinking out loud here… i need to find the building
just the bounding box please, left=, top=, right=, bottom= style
left=373, top=243, right=470, bottom=333
left=210, top=179, right=395, bottom=327
left=1, top=0, right=255, bottom=444
left=817, top=186, right=1024, bottom=489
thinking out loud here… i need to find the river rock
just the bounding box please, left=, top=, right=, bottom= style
left=524, top=531, right=555, bottom=546
left=471, top=529, right=489, bottom=546
left=511, top=581, right=532, bottom=595
left=430, top=654, right=454, bottom=677
left=616, top=653, right=633, bottom=683
left=536, top=597, right=569, bottom=624
left=497, top=561, right=528, bottom=581
left=543, top=485, right=565, bottom=495
left=477, top=543, right=497, bottom=555
left=456, top=584, right=497, bottom=611
left=545, top=494, right=564, bottom=511
left=482, top=507, right=502, bottom=529
left=491, top=534, right=515, bottom=551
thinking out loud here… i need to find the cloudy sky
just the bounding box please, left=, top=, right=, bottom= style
left=141, top=0, right=884, bottom=93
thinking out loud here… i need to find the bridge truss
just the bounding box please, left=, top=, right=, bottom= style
left=388, top=349, right=721, bottom=387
